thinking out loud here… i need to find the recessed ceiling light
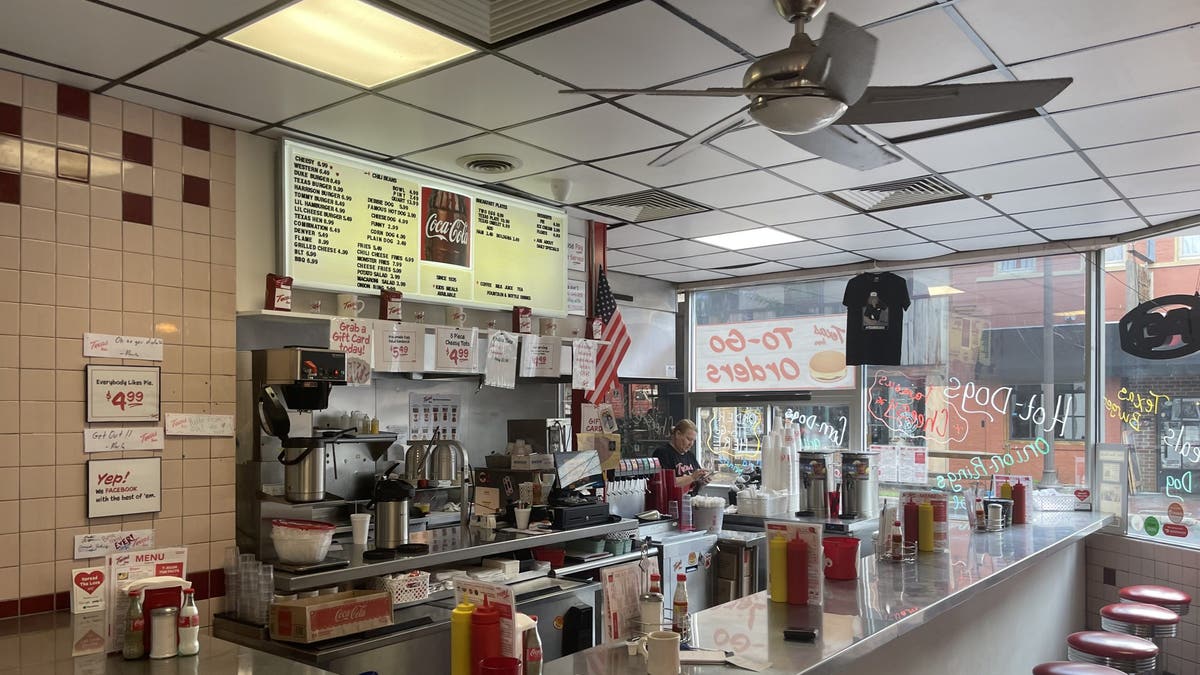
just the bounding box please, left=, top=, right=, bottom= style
left=225, top=0, right=475, bottom=88
left=697, top=228, right=802, bottom=251
left=927, top=285, right=964, bottom=296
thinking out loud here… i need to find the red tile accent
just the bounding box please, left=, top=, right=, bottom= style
left=54, top=591, right=71, bottom=612
left=57, top=84, right=91, bottom=121
left=0, top=600, right=16, bottom=620
left=211, top=569, right=225, bottom=600
left=181, top=117, right=210, bottom=151
left=57, top=148, right=90, bottom=182
left=122, top=191, right=153, bottom=225
left=19, top=594, right=54, bottom=615
left=182, top=175, right=210, bottom=206
left=0, top=170, right=19, bottom=204
left=122, top=131, right=153, bottom=166
left=0, top=103, right=19, bottom=137
left=187, top=571, right=211, bottom=600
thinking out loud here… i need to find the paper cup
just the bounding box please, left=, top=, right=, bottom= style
left=514, top=507, right=532, bottom=530
left=350, top=513, right=371, bottom=545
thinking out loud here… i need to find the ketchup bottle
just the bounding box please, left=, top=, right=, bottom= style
left=471, top=600, right=502, bottom=675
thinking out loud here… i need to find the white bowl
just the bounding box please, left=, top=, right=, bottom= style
left=271, top=519, right=334, bottom=565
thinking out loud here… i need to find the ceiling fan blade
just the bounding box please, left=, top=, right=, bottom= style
left=838, top=78, right=1074, bottom=125
left=804, top=12, right=877, bottom=106
left=649, top=106, right=751, bottom=168
left=775, top=125, right=900, bottom=170
left=558, top=87, right=750, bottom=97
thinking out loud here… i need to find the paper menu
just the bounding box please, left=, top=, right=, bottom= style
left=104, top=547, right=188, bottom=651
left=764, top=521, right=822, bottom=606
left=454, top=579, right=519, bottom=661
left=601, top=562, right=643, bottom=641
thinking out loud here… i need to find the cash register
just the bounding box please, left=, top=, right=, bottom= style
left=550, top=450, right=611, bottom=530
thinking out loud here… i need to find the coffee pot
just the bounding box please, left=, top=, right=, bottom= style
left=370, top=464, right=417, bottom=550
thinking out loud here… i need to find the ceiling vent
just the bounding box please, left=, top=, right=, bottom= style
left=390, top=0, right=610, bottom=45
left=456, top=153, right=522, bottom=174
left=583, top=190, right=710, bottom=223
left=829, top=175, right=966, bottom=212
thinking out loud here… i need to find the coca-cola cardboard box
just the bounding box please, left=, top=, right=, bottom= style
left=269, top=590, right=392, bottom=644
left=421, top=187, right=471, bottom=267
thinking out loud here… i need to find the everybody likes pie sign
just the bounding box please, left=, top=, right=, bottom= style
left=1119, top=294, right=1200, bottom=359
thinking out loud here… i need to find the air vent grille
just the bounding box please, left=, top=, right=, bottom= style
left=582, top=190, right=709, bottom=223
left=831, top=175, right=965, bottom=212
left=391, top=0, right=609, bottom=44
left=456, top=154, right=521, bottom=174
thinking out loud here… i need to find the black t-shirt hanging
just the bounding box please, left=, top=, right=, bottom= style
left=843, top=272, right=911, bottom=365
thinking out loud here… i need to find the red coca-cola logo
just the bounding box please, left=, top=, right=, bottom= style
left=334, top=603, right=369, bottom=623
left=425, top=213, right=469, bottom=245
left=525, top=647, right=543, bottom=662
left=420, top=187, right=471, bottom=267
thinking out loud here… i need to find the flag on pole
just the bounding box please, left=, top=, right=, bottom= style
left=586, top=267, right=631, bottom=403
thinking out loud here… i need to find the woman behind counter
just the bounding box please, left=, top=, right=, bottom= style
left=652, top=419, right=711, bottom=494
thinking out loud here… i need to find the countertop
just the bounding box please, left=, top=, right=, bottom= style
left=546, top=511, right=1112, bottom=675
left=0, top=610, right=335, bottom=675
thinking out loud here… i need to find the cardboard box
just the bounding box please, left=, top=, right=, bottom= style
left=511, top=454, right=555, bottom=470
left=269, top=590, right=392, bottom=644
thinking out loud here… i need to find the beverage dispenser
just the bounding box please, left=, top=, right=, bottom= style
left=796, top=450, right=835, bottom=518
left=840, top=451, right=880, bottom=519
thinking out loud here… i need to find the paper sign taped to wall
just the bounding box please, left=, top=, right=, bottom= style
left=84, top=427, right=163, bottom=452
left=74, top=529, right=155, bottom=559
left=83, top=333, right=164, bottom=361
left=165, top=413, right=234, bottom=436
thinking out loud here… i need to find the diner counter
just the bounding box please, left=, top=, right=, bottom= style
left=546, top=510, right=1113, bottom=675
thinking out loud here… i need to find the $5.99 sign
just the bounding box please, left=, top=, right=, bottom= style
left=86, top=365, right=161, bottom=423
left=435, top=327, right=478, bottom=372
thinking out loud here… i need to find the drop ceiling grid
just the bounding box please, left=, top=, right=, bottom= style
left=0, top=0, right=1193, bottom=280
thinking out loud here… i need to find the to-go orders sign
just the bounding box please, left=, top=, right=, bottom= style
left=87, top=457, right=161, bottom=518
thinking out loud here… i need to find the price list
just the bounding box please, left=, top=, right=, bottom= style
left=474, top=201, right=565, bottom=306
left=358, top=175, right=419, bottom=291
left=291, top=155, right=350, bottom=266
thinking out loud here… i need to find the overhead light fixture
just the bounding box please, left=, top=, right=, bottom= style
left=697, top=228, right=802, bottom=251
left=225, top=0, right=475, bottom=88
left=927, top=285, right=964, bottom=296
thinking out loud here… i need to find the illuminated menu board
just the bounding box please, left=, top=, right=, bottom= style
left=282, top=140, right=567, bottom=314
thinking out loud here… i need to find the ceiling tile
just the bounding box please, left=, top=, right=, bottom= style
left=1015, top=201, right=1139, bottom=229
left=641, top=211, right=760, bottom=238
left=824, top=229, right=925, bottom=249
left=867, top=9, right=993, bottom=87
left=502, top=2, right=741, bottom=89
left=783, top=252, right=868, bottom=268
left=666, top=171, right=807, bottom=209
left=653, top=269, right=733, bottom=282
left=1148, top=212, right=1200, bottom=226
left=957, top=0, right=1200, bottom=63
left=727, top=194, right=855, bottom=226
left=988, top=180, right=1122, bottom=214
left=1131, top=191, right=1200, bottom=217
left=710, top=125, right=817, bottom=167
left=742, top=240, right=840, bottom=260
left=616, top=64, right=749, bottom=136
left=722, top=261, right=798, bottom=276
left=381, top=55, right=590, bottom=130
left=109, top=85, right=265, bottom=131
left=875, top=198, right=998, bottom=227
left=777, top=214, right=894, bottom=239
left=106, top=0, right=275, bottom=33
left=605, top=249, right=653, bottom=267
left=620, top=240, right=722, bottom=259
left=609, top=260, right=693, bottom=276
left=944, top=152, right=1099, bottom=194
left=899, top=117, right=1072, bottom=171
left=604, top=224, right=676, bottom=248
left=773, top=155, right=927, bottom=193
left=1053, top=88, right=1200, bottom=148
left=503, top=165, right=644, bottom=204
left=1038, top=218, right=1146, bottom=241
left=288, top=95, right=477, bottom=156
left=402, top=133, right=572, bottom=182
left=1111, top=166, right=1200, bottom=199
left=0, top=55, right=105, bottom=92
left=1085, top=132, right=1200, bottom=177
left=944, top=231, right=1046, bottom=251
left=1012, top=29, right=1200, bottom=113
left=909, top=216, right=1025, bottom=241
left=129, top=42, right=358, bottom=122
left=0, top=0, right=192, bottom=79
left=259, top=127, right=391, bottom=159
left=503, top=104, right=681, bottom=161
left=594, top=146, right=752, bottom=188
left=859, top=241, right=954, bottom=260
left=677, top=251, right=764, bottom=269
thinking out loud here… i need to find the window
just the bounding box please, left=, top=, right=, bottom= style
left=1178, top=235, right=1200, bottom=259
left=1008, top=384, right=1085, bottom=440
left=1104, top=246, right=1125, bottom=266
left=996, top=258, right=1037, bottom=274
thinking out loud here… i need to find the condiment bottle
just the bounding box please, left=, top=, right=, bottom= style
left=123, top=589, right=146, bottom=660
left=672, top=573, right=691, bottom=646
left=639, top=574, right=663, bottom=633
left=370, top=416, right=380, bottom=435
left=975, top=499, right=986, bottom=532
left=903, top=498, right=919, bottom=546
left=891, top=518, right=904, bottom=557
left=471, top=600, right=502, bottom=675
left=523, top=615, right=543, bottom=675
left=1000, top=480, right=1013, bottom=500
left=786, top=537, right=809, bottom=605
left=178, top=588, right=200, bottom=656
left=1012, top=481, right=1027, bottom=524
left=451, top=602, right=475, bottom=675
left=917, top=503, right=935, bottom=552
left=768, top=535, right=788, bottom=603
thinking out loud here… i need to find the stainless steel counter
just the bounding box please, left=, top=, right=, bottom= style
left=723, top=512, right=879, bottom=535
left=546, top=511, right=1112, bottom=675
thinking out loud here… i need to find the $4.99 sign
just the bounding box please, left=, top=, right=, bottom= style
left=435, top=327, right=478, bottom=372
left=86, top=365, right=161, bottom=423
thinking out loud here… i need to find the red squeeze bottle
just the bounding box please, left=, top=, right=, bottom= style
left=471, top=600, right=502, bottom=675
left=786, top=538, right=809, bottom=605
left=1012, top=481, right=1027, bottom=524
left=903, top=499, right=919, bottom=545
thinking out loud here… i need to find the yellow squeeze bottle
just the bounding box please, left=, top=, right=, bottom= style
left=1000, top=481, right=1013, bottom=499
left=450, top=601, right=475, bottom=675
left=917, top=503, right=935, bottom=552
left=768, top=535, right=788, bottom=603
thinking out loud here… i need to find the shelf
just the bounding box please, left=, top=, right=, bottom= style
left=319, top=432, right=399, bottom=444
left=237, top=310, right=607, bottom=344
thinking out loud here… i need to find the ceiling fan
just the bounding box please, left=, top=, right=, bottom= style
left=560, top=0, right=1072, bottom=171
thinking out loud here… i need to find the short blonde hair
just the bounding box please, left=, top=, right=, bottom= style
left=672, top=419, right=697, bottom=435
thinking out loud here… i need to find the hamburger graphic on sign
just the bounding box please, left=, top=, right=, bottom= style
left=421, top=187, right=472, bottom=268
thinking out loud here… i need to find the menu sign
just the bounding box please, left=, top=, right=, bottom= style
left=283, top=140, right=567, bottom=314
left=692, top=316, right=853, bottom=392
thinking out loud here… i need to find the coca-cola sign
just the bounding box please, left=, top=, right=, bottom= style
left=333, top=603, right=369, bottom=623
left=421, top=187, right=472, bottom=267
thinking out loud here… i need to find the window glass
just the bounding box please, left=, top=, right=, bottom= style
left=1178, top=235, right=1200, bottom=260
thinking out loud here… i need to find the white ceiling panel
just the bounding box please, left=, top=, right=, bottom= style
left=777, top=214, right=894, bottom=239
left=106, top=0, right=275, bottom=33
left=1012, top=29, right=1200, bottom=113
left=642, top=211, right=760, bottom=238
left=772, top=155, right=926, bottom=192
left=724, top=261, right=798, bottom=276
left=944, top=152, right=1099, bottom=195
left=504, top=165, right=644, bottom=204
left=988, top=180, right=1122, bottom=214
left=289, top=95, right=477, bottom=157
left=0, top=0, right=192, bottom=79
left=899, top=117, right=1071, bottom=172
left=653, top=269, right=733, bottom=282
left=1015, top=201, right=1140, bottom=229
left=605, top=249, right=652, bottom=267
left=678, top=251, right=765, bottom=268
left=867, top=9, right=992, bottom=87
left=382, top=55, right=591, bottom=130
left=957, top=0, right=1200, bottom=63
left=742, top=240, right=840, bottom=260
left=130, top=43, right=358, bottom=122
left=609, top=260, right=693, bottom=276
left=0, top=55, right=105, bottom=92
left=666, top=170, right=806, bottom=209
left=945, top=231, right=1046, bottom=251
left=783, top=252, right=868, bottom=268
left=1085, top=133, right=1200, bottom=177
left=1131, top=191, right=1200, bottom=217
left=259, top=127, right=390, bottom=158
left=502, top=2, right=741, bottom=89
left=604, top=224, right=677, bottom=248
left=876, top=198, right=998, bottom=227
left=710, top=125, right=817, bottom=167
left=1148, top=212, right=1200, bottom=226
left=595, top=146, right=752, bottom=188
left=1038, top=218, right=1146, bottom=241
left=909, top=216, right=1025, bottom=241
left=823, top=228, right=925, bottom=249
left=503, top=104, right=680, bottom=161
left=616, top=65, right=749, bottom=136
left=727, top=194, right=855, bottom=226
left=402, top=134, right=572, bottom=182
left=859, top=241, right=954, bottom=260
left=1053, top=88, right=1200, bottom=149
left=619, top=239, right=721, bottom=259
left=1110, top=166, right=1200, bottom=199
left=109, top=85, right=266, bottom=131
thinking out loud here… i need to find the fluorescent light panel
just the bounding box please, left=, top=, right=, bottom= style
left=225, top=0, right=475, bottom=87
left=697, top=228, right=802, bottom=250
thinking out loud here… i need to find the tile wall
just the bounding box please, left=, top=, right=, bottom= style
left=1087, top=533, right=1200, bottom=673
left=0, top=69, right=236, bottom=624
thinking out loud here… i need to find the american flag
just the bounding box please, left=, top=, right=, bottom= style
left=586, top=267, right=631, bottom=403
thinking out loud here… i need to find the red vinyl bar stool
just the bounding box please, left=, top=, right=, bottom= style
left=1119, top=585, right=1192, bottom=617
left=1100, top=603, right=1179, bottom=675
left=1066, top=631, right=1158, bottom=674
left=1034, top=663, right=1125, bottom=675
